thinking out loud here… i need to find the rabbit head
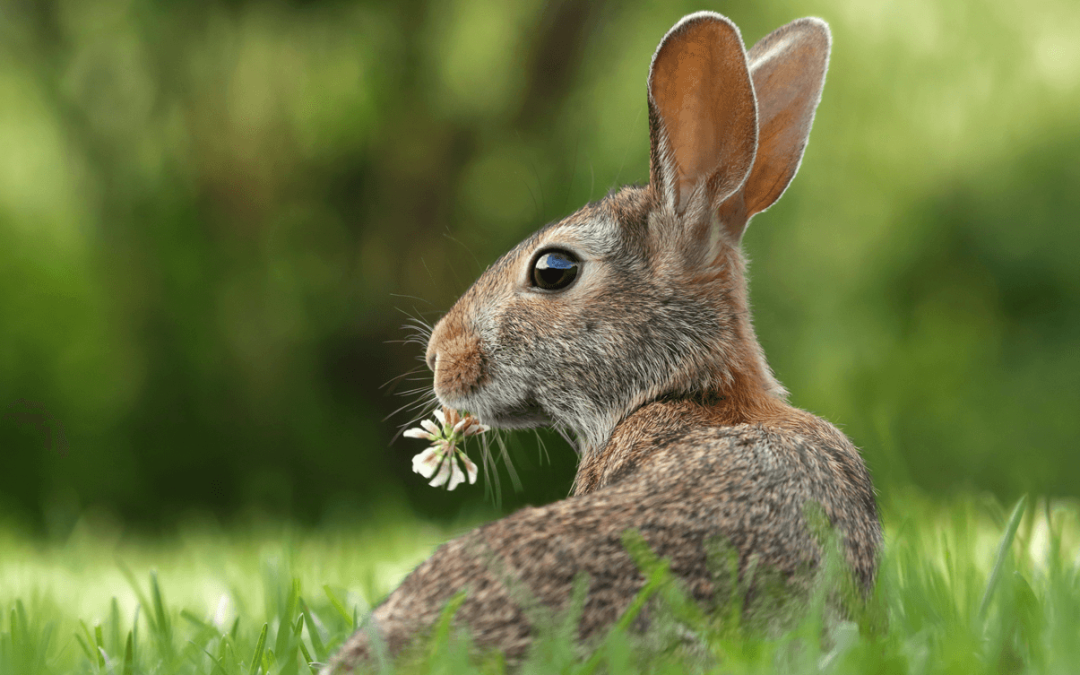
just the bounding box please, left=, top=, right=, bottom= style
left=425, top=13, right=831, bottom=453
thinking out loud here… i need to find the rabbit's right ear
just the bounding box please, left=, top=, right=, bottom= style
left=647, top=13, right=757, bottom=223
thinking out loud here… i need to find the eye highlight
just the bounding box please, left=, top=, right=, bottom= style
left=531, top=250, right=580, bottom=291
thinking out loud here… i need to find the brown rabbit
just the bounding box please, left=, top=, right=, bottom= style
left=326, top=11, right=881, bottom=672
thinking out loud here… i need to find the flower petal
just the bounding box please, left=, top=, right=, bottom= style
left=428, top=458, right=452, bottom=488
left=421, top=419, right=441, bottom=436
left=412, top=446, right=442, bottom=479
left=452, top=418, right=468, bottom=434
left=433, top=409, right=446, bottom=426
left=447, top=459, right=466, bottom=491
left=464, top=424, right=489, bottom=436
left=403, top=428, right=435, bottom=440
left=461, top=454, right=478, bottom=485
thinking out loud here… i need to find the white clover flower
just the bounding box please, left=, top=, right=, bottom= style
left=410, top=446, right=442, bottom=478
left=403, top=408, right=488, bottom=491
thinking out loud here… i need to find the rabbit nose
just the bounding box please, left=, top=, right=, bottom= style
left=426, top=318, right=448, bottom=373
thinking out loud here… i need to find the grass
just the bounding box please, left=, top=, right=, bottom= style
left=2, top=492, right=1080, bottom=674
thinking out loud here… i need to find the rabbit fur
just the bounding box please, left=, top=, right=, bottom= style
left=326, top=11, right=882, bottom=672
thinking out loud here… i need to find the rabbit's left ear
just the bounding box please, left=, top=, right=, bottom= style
left=740, top=18, right=831, bottom=226
left=648, top=12, right=757, bottom=220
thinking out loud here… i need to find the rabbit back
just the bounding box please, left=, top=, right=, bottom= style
left=326, top=401, right=880, bottom=671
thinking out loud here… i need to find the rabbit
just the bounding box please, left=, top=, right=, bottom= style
left=325, top=11, right=881, bottom=673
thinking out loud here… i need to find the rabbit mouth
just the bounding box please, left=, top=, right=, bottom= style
left=473, top=396, right=550, bottom=430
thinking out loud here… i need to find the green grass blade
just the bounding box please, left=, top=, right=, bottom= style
left=429, top=590, right=467, bottom=659
left=109, top=598, right=121, bottom=654
left=274, top=578, right=303, bottom=657
left=288, top=579, right=301, bottom=622
left=93, top=623, right=106, bottom=667
left=130, top=604, right=140, bottom=668
left=217, top=632, right=234, bottom=671
left=77, top=620, right=99, bottom=666
left=299, top=601, right=326, bottom=660
left=180, top=609, right=212, bottom=630
left=9, top=607, right=19, bottom=648
left=74, top=633, right=95, bottom=663
left=38, top=622, right=56, bottom=673
left=978, top=494, right=1028, bottom=621
left=224, top=640, right=240, bottom=672
left=196, top=641, right=229, bottom=675
left=294, top=613, right=317, bottom=675
left=123, top=631, right=134, bottom=675
left=322, top=585, right=353, bottom=628
left=117, top=561, right=156, bottom=634
left=249, top=623, right=268, bottom=675
left=150, top=570, right=173, bottom=650
left=297, top=638, right=316, bottom=675
left=578, top=553, right=670, bottom=675
left=616, top=561, right=669, bottom=633
left=14, top=601, right=31, bottom=663
left=15, top=601, right=27, bottom=634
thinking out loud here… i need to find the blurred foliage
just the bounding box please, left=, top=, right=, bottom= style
left=0, top=0, right=1077, bottom=531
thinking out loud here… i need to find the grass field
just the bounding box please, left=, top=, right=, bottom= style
left=2, top=492, right=1079, bottom=674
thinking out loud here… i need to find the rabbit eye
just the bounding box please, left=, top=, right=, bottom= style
left=532, top=250, right=580, bottom=291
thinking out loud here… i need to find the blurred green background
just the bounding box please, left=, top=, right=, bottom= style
left=0, top=0, right=1077, bottom=535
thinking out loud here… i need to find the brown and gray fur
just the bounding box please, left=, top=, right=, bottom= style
left=327, top=12, right=881, bottom=673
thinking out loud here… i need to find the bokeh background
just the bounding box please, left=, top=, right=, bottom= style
left=1, top=0, right=1077, bottom=536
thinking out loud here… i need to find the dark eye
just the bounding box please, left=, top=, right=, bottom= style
left=531, top=250, right=580, bottom=291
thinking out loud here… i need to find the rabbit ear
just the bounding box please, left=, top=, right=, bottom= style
left=647, top=12, right=757, bottom=219
left=739, top=18, right=831, bottom=227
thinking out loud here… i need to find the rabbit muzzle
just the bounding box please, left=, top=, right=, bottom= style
left=427, top=309, right=552, bottom=429
left=427, top=313, right=487, bottom=401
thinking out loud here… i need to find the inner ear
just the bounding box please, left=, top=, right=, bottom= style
left=647, top=13, right=758, bottom=216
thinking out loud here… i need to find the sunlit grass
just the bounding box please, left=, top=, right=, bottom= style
left=3, top=493, right=1080, bottom=673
